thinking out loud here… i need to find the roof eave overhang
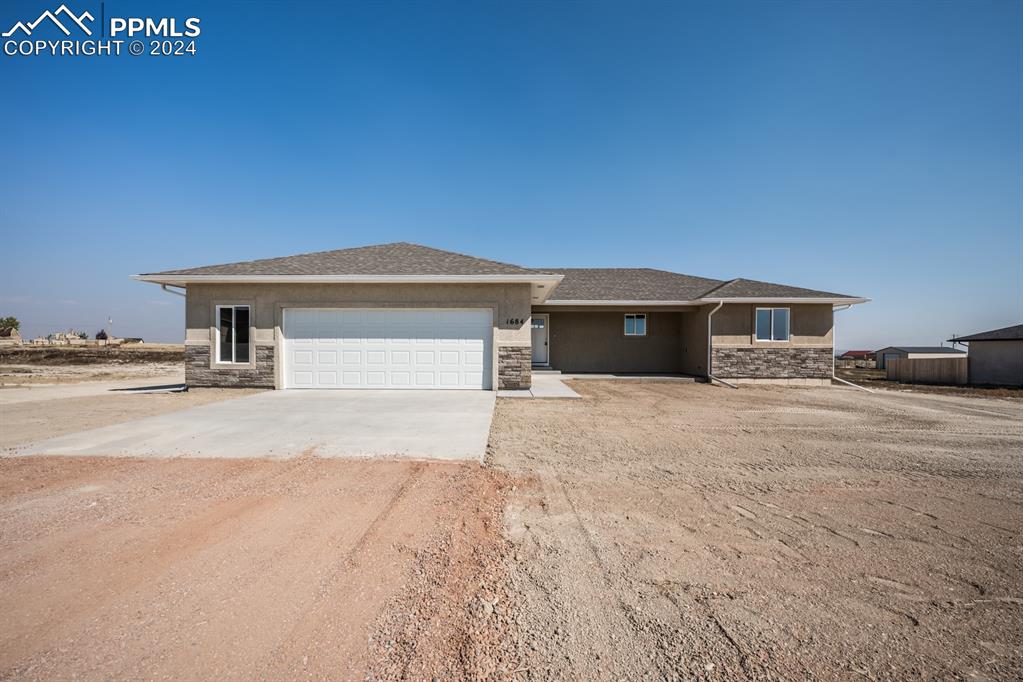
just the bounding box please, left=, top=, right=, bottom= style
left=541, top=299, right=703, bottom=306
left=700, top=297, right=870, bottom=307
left=542, top=296, right=870, bottom=307
left=133, top=273, right=566, bottom=302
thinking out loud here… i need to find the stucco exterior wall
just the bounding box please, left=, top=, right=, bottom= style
left=184, top=283, right=532, bottom=389
left=545, top=311, right=684, bottom=373
left=968, top=340, right=1023, bottom=386
left=679, top=306, right=710, bottom=376
left=710, top=303, right=834, bottom=380
left=711, top=303, right=834, bottom=347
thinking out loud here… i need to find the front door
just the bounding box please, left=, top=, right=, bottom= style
left=531, top=314, right=549, bottom=365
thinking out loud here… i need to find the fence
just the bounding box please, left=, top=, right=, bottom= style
left=886, top=357, right=968, bottom=385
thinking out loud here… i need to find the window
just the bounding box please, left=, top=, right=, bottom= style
left=216, top=305, right=250, bottom=363
left=755, top=307, right=789, bottom=342
left=624, top=313, right=646, bottom=336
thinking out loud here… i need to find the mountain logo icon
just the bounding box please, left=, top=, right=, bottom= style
left=3, top=4, right=94, bottom=37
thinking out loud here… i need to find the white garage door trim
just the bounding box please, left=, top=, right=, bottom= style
left=283, top=308, right=493, bottom=390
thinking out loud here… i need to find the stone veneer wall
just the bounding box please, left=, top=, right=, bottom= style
left=185, top=345, right=276, bottom=388
left=712, top=347, right=832, bottom=379
left=498, top=345, right=531, bottom=390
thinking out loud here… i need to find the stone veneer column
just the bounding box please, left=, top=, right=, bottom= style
left=497, top=345, right=532, bottom=389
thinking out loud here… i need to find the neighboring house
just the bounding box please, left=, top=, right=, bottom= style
left=836, top=349, right=875, bottom=369
left=874, top=346, right=965, bottom=370
left=0, top=327, right=21, bottom=345
left=134, top=242, right=868, bottom=391
left=948, top=324, right=1023, bottom=386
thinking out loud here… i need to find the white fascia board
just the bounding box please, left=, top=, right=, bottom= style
left=133, top=273, right=564, bottom=286
left=542, top=299, right=702, bottom=306
left=700, top=297, right=871, bottom=307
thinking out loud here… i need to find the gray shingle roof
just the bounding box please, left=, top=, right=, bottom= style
left=700, top=278, right=855, bottom=299
left=949, top=324, right=1023, bottom=342
left=144, top=242, right=544, bottom=277
left=537, top=268, right=725, bottom=301
left=540, top=270, right=859, bottom=302
left=141, top=242, right=863, bottom=302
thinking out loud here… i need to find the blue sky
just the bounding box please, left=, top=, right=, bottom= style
left=2, top=0, right=1021, bottom=349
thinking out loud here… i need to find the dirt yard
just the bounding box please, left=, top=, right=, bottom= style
left=0, top=456, right=512, bottom=680
left=0, top=344, right=184, bottom=386
left=1, top=376, right=1021, bottom=680
left=837, top=366, right=1023, bottom=400
left=488, top=382, right=1023, bottom=680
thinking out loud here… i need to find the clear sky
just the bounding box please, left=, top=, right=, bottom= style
left=3, top=0, right=1021, bottom=350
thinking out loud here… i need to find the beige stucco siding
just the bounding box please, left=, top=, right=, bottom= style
left=185, top=283, right=532, bottom=389
left=711, top=304, right=834, bottom=347
left=545, top=311, right=684, bottom=373
left=968, top=340, right=1023, bottom=386
left=679, top=305, right=710, bottom=375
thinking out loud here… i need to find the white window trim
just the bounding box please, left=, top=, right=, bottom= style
left=624, top=313, right=647, bottom=337
left=755, top=307, right=790, bottom=342
left=215, top=304, right=251, bottom=364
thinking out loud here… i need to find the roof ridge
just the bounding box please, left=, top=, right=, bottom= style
left=697, top=278, right=740, bottom=298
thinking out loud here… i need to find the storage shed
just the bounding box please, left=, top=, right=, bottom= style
left=948, top=324, right=1023, bottom=386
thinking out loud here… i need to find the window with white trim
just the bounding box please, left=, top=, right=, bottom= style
left=624, top=313, right=646, bottom=336
left=216, top=305, right=250, bottom=363
left=755, top=307, right=789, bottom=341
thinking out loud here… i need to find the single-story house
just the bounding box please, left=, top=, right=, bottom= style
left=134, top=242, right=868, bottom=391
left=948, top=324, right=1023, bottom=386
left=838, top=350, right=873, bottom=360
left=874, top=346, right=965, bottom=370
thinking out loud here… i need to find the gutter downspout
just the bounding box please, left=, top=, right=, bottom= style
left=706, top=301, right=737, bottom=389
left=831, top=303, right=874, bottom=393
left=160, top=284, right=186, bottom=297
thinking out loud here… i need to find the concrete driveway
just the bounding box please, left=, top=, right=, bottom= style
left=5, top=390, right=496, bottom=461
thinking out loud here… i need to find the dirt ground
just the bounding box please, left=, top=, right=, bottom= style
left=0, top=389, right=259, bottom=449
left=2, top=376, right=1021, bottom=680
left=837, top=367, right=1023, bottom=400
left=0, top=345, right=185, bottom=386
left=0, top=455, right=511, bottom=681
left=488, top=381, right=1023, bottom=680
left=0, top=362, right=183, bottom=386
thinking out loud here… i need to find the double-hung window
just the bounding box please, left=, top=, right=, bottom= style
left=624, top=313, right=646, bottom=336
left=755, top=308, right=789, bottom=342
left=216, top=305, right=250, bottom=363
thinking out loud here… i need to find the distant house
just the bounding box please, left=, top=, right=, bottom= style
left=838, top=350, right=873, bottom=360
left=874, top=346, right=964, bottom=370
left=0, top=327, right=20, bottom=345
left=948, top=324, right=1023, bottom=386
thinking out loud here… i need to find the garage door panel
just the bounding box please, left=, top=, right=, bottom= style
left=284, top=308, right=492, bottom=389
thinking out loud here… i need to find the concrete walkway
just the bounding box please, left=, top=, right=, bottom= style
left=0, top=373, right=185, bottom=405
left=499, top=373, right=581, bottom=399
left=5, top=390, right=496, bottom=461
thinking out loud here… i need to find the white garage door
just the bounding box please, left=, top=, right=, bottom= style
left=283, top=309, right=492, bottom=390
